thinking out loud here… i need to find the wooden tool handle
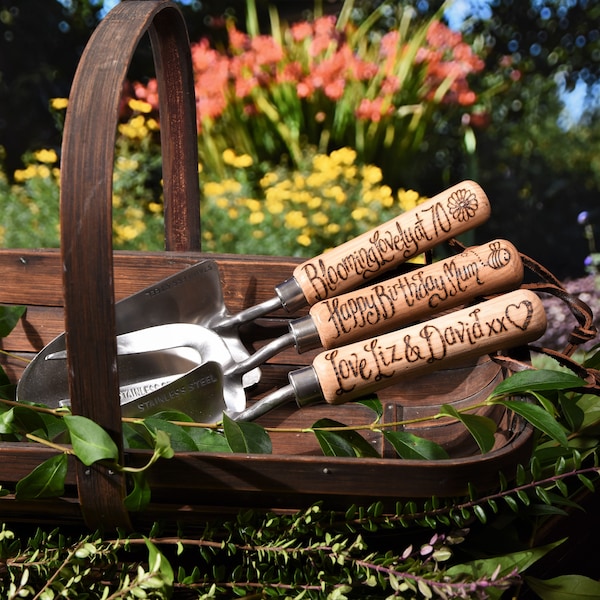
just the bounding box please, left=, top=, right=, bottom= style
left=309, top=239, right=523, bottom=348
left=311, top=289, right=546, bottom=405
left=293, top=180, right=491, bottom=305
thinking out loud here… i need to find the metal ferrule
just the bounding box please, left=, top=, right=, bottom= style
left=288, top=315, right=322, bottom=354
left=275, top=277, right=308, bottom=313
left=288, top=365, right=323, bottom=408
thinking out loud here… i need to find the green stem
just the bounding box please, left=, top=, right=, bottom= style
left=0, top=348, right=31, bottom=364
left=25, top=432, right=74, bottom=455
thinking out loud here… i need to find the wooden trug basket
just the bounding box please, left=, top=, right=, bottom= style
left=0, top=0, right=538, bottom=531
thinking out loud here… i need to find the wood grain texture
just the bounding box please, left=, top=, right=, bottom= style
left=310, top=239, right=523, bottom=348
left=293, top=180, right=491, bottom=304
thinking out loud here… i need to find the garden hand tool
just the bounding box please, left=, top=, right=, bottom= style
left=19, top=323, right=247, bottom=414
left=71, top=237, right=522, bottom=416
left=16, top=260, right=256, bottom=410
left=232, top=288, right=547, bottom=421
left=213, top=180, right=491, bottom=334
left=120, top=288, right=546, bottom=422
left=222, top=239, right=524, bottom=380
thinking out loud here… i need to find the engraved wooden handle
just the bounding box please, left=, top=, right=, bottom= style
left=293, top=180, right=491, bottom=305
left=309, top=289, right=546, bottom=405
left=309, top=239, right=524, bottom=348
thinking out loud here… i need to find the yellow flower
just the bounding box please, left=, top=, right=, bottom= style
left=222, top=148, right=236, bottom=165
left=146, top=118, right=160, bottom=131
left=118, top=115, right=148, bottom=139
left=306, top=172, right=328, bottom=188
left=221, top=148, right=253, bottom=168
left=128, top=98, right=153, bottom=113
left=361, top=165, right=383, bottom=185
left=203, top=230, right=214, bottom=241
left=249, top=211, right=265, bottom=225
left=244, top=199, right=262, bottom=212
left=324, top=185, right=346, bottom=204
left=266, top=198, right=285, bottom=215
left=311, top=212, right=329, bottom=226
left=397, top=188, right=426, bottom=212
left=50, top=97, right=68, bottom=110
left=215, top=197, right=229, bottom=209
left=326, top=223, right=341, bottom=235
left=114, top=222, right=146, bottom=242
left=36, top=165, right=51, bottom=179
left=148, top=202, right=162, bottom=214
left=312, top=154, right=332, bottom=173
left=285, top=210, right=308, bottom=229
left=116, top=157, right=139, bottom=172
left=33, top=149, right=58, bottom=164
left=228, top=208, right=239, bottom=219
left=259, top=172, right=279, bottom=188
left=293, top=174, right=305, bottom=189
left=125, top=206, right=144, bottom=220
left=204, top=181, right=226, bottom=196
left=252, top=230, right=265, bottom=239
left=351, top=207, right=370, bottom=221
left=297, top=233, right=312, bottom=247
left=234, top=153, right=253, bottom=168
left=307, top=196, right=322, bottom=209
left=13, top=166, right=35, bottom=182
left=223, top=179, right=242, bottom=194
left=330, top=147, right=357, bottom=166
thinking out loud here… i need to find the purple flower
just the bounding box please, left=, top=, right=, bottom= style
left=578, top=211, right=589, bottom=225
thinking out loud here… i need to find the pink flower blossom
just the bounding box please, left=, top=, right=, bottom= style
left=355, top=98, right=393, bottom=122
left=290, top=21, right=313, bottom=43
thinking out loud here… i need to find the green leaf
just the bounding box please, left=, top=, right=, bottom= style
left=583, top=346, right=600, bottom=370
left=489, top=370, right=587, bottom=399
left=0, top=408, right=15, bottom=435
left=439, top=404, right=497, bottom=453
left=63, top=415, right=119, bottom=466
left=144, top=537, right=174, bottom=588
left=314, top=427, right=355, bottom=457
left=142, top=418, right=198, bottom=452
left=357, top=397, right=383, bottom=419
left=12, top=405, right=48, bottom=437
left=496, top=400, right=569, bottom=447
left=15, top=453, right=67, bottom=500
left=124, top=472, right=151, bottom=512
left=123, top=422, right=154, bottom=449
left=222, top=413, right=272, bottom=454
left=384, top=430, right=449, bottom=460
left=559, top=392, right=585, bottom=432
left=0, top=304, right=26, bottom=337
left=312, top=418, right=380, bottom=458
left=186, top=427, right=231, bottom=453
left=153, top=429, right=175, bottom=460
left=0, top=384, right=15, bottom=401
left=526, top=574, right=600, bottom=599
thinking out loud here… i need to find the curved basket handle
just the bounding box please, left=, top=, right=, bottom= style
left=60, top=0, right=200, bottom=529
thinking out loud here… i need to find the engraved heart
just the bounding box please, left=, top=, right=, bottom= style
left=505, top=300, right=533, bottom=331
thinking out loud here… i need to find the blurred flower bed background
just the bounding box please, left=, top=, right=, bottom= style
left=0, top=0, right=489, bottom=257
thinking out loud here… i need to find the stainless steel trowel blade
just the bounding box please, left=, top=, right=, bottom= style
left=16, top=259, right=258, bottom=408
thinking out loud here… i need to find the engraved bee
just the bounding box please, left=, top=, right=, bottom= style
left=487, top=241, right=511, bottom=270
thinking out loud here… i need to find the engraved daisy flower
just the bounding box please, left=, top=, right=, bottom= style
left=447, top=188, right=478, bottom=222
